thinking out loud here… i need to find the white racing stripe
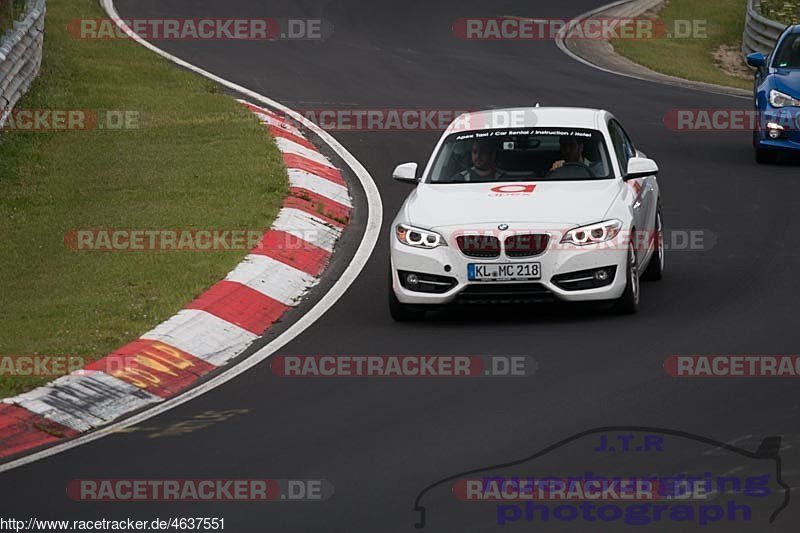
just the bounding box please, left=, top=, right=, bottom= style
left=242, top=104, right=305, bottom=137
left=0, top=0, right=382, bottom=473
left=275, top=137, right=336, bottom=167
left=272, top=207, right=342, bottom=253
left=256, top=112, right=303, bottom=134
left=140, top=309, right=259, bottom=367
left=225, top=254, right=318, bottom=305
left=4, top=372, right=161, bottom=433
left=288, top=168, right=352, bottom=207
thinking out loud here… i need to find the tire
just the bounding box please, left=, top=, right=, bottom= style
left=613, top=241, right=640, bottom=315
left=388, top=270, right=426, bottom=322
left=755, top=147, right=778, bottom=164
left=753, top=129, right=779, bottom=164
left=641, top=207, right=664, bottom=282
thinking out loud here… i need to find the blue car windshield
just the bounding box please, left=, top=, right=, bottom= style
left=773, top=33, right=800, bottom=69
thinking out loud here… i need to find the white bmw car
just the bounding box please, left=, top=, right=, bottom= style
left=389, top=107, right=663, bottom=320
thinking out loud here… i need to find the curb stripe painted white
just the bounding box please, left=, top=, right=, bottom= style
left=239, top=99, right=304, bottom=135
left=140, top=309, right=258, bottom=367
left=275, top=137, right=337, bottom=168
left=5, top=372, right=162, bottom=433
left=288, top=169, right=352, bottom=208
left=250, top=111, right=304, bottom=137
left=225, top=254, right=318, bottom=306
left=0, top=0, right=381, bottom=472
left=271, top=207, right=342, bottom=253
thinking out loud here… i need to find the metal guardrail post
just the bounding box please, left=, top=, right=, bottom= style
left=0, top=0, right=45, bottom=129
left=742, top=0, right=789, bottom=55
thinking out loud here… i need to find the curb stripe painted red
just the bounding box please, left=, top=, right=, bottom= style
left=0, top=99, right=352, bottom=459
left=0, top=405, right=79, bottom=456
left=251, top=230, right=332, bottom=276
left=282, top=153, right=347, bottom=186
left=282, top=196, right=346, bottom=228
left=269, top=125, right=316, bottom=150
left=185, top=280, right=288, bottom=335
left=85, top=340, right=216, bottom=398
left=287, top=189, right=351, bottom=224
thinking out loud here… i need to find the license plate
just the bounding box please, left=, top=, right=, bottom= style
left=468, top=262, right=541, bottom=281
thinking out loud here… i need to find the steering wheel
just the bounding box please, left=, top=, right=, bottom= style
left=545, top=162, right=596, bottom=179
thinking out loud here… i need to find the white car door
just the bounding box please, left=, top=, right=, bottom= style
left=608, top=119, right=656, bottom=267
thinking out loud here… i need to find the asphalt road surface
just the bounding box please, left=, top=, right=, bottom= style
left=3, top=1, right=800, bottom=531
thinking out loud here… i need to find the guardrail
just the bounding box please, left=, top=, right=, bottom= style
left=0, top=0, right=45, bottom=129
left=742, top=0, right=788, bottom=55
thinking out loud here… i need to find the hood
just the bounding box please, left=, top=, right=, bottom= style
left=772, top=69, right=800, bottom=97
left=403, top=180, right=623, bottom=228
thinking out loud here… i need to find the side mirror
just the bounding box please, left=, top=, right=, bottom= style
left=746, top=52, right=766, bottom=68
left=392, top=162, right=419, bottom=183
left=624, top=157, right=659, bottom=180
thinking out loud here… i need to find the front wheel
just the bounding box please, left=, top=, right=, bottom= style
left=754, top=130, right=778, bottom=164
left=755, top=146, right=778, bottom=164
left=613, top=241, right=640, bottom=315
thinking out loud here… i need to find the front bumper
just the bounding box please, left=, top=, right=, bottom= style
left=390, top=231, right=629, bottom=305
left=754, top=107, right=800, bottom=152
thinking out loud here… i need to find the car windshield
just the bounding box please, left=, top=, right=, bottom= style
left=426, top=128, right=613, bottom=183
left=773, top=33, right=800, bottom=69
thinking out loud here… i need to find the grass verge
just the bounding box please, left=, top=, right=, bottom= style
left=0, top=0, right=287, bottom=396
left=760, top=0, right=800, bottom=25
left=611, top=0, right=752, bottom=90
left=0, top=0, right=26, bottom=34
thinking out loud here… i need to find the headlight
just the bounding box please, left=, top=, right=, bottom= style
left=561, top=220, right=622, bottom=246
left=769, top=89, right=800, bottom=108
left=395, top=224, right=447, bottom=249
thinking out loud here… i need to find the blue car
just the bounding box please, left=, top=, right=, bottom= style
left=746, top=24, right=800, bottom=164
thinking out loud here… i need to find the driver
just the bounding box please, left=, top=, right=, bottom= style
left=549, top=135, right=604, bottom=176
left=454, top=139, right=506, bottom=181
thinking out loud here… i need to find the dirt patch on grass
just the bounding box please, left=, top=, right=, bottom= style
left=712, top=44, right=753, bottom=79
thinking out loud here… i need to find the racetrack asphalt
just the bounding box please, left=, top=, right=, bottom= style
left=2, top=1, right=800, bottom=531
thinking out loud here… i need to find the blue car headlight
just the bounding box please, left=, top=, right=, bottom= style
left=769, top=89, right=800, bottom=108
